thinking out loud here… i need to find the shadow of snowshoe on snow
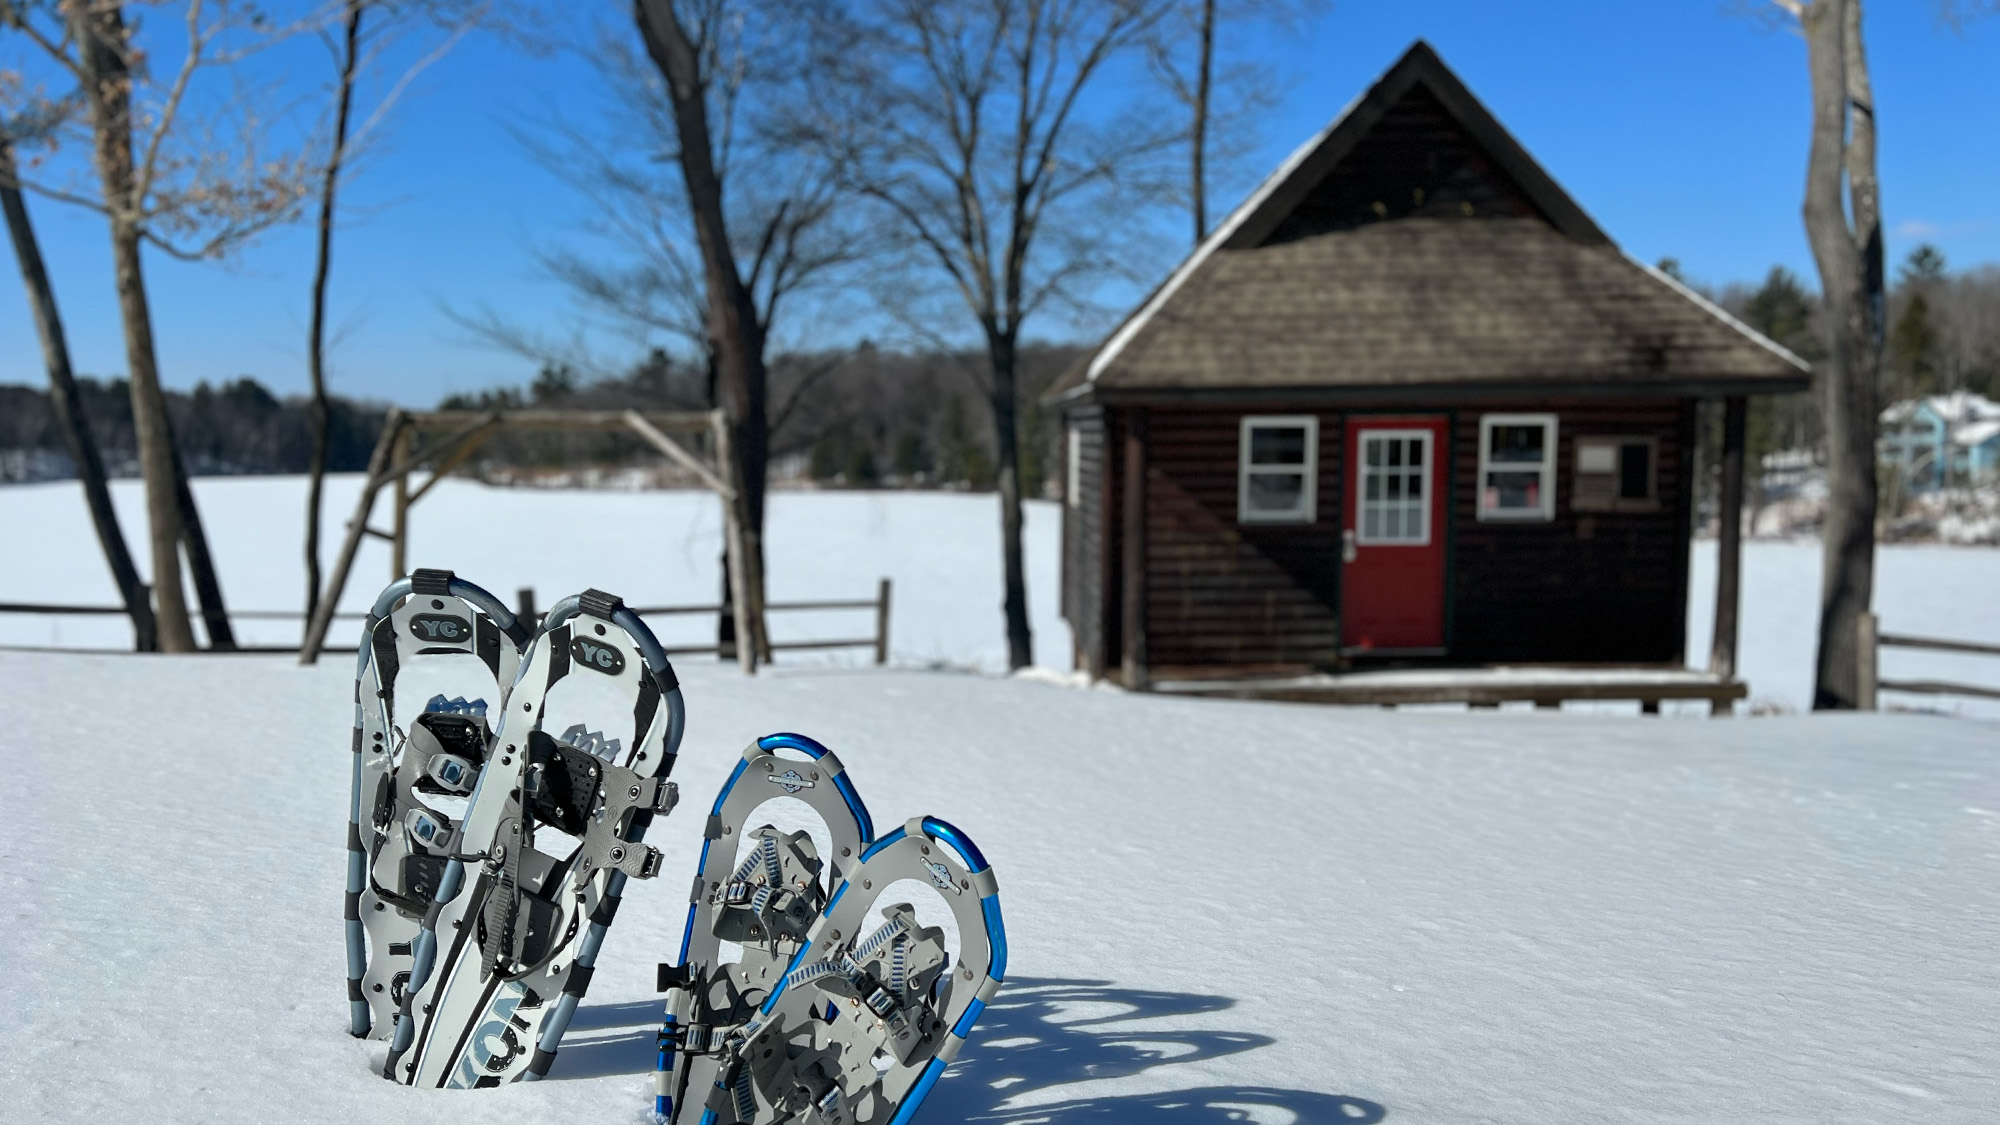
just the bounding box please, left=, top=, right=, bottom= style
left=917, top=977, right=1386, bottom=1123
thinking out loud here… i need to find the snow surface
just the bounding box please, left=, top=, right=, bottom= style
left=4, top=478, right=1999, bottom=1121
left=6, top=474, right=1999, bottom=713
left=0, top=475, right=1068, bottom=670
left=5, top=651, right=1997, bottom=1123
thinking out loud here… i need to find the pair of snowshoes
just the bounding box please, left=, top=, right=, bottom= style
left=652, top=735, right=1007, bottom=1125
left=347, top=571, right=685, bottom=1087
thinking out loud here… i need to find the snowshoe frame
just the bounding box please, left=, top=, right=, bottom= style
left=656, top=733, right=877, bottom=1121
left=347, top=569, right=530, bottom=1038
left=383, top=588, right=686, bottom=1088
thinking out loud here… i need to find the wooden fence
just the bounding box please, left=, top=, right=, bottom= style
left=1857, top=611, right=2000, bottom=709
left=0, top=577, right=892, bottom=664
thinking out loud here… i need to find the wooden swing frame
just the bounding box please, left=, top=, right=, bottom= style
left=297, top=407, right=759, bottom=671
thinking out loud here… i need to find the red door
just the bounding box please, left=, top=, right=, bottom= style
left=1341, top=416, right=1448, bottom=653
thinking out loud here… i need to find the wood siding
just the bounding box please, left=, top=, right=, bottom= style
left=1448, top=398, right=1692, bottom=664
left=1061, top=407, right=1110, bottom=675
left=1071, top=398, right=1697, bottom=677
left=1263, top=82, right=1542, bottom=246
left=1138, top=405, right=1343, bottom=674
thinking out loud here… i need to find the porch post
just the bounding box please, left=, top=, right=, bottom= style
left=1709, top=396, right=1747, bottom=679
left=1121, top=411, right=1149, bottom=690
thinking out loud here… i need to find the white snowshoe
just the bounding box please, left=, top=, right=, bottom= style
left=347, top=570, right=532, bottom=1039
left=676, top=817, right=1007, bottom=1125
left=382, top=589, right=686, bottom=1087
left=654, top=734, right=877, bottom=1121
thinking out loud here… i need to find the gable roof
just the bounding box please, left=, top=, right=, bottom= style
left=1053, top=41, right=1809, bottom=404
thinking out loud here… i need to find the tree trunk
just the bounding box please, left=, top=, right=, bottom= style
left=166, top=413, right=236, bottom=649
left=1799, top=0, right=1882, bottom=710
left=73, top=2, right=197, bottom=651
left=306, top=0, right=365, bottom=633
left=0, top=139, right=157, bottom=651
left=635, top=0, right=773, bottom=667
left=986, top=328, right=1034, bottom=670
left=1192, top=0, right=1215, bottom=243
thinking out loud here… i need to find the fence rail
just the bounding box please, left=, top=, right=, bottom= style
left=1859, top=613, right=2000, bottom=709
left=0, top=577, right=892, bottom=664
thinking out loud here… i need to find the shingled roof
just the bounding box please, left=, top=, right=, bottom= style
left=1052, top=42, right=1809, bottom=404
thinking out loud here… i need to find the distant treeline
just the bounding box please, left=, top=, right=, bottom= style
left=0, top=343, right=1084, bottom=493
left=0, top=377, right=387, bottom=483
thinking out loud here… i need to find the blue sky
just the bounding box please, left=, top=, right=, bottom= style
left=1, top=1, right=1995, bottom=406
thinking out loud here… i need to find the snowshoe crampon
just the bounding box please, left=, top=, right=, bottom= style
left=348, top=569, right=531, bottom=1039
left=687, top=817, right=1006, bottom=1125
left=383, top=588, right=686, bottom=1087
left=655, top=734, right=876, bottom=1121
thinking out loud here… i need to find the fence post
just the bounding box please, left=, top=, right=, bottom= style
left=874, top=578, right=891, bottom=665
left=517, top=587, right=537, bottom=631
left=1857, top=610, right=1879, bottom=711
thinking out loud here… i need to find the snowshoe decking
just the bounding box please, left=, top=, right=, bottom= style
left=348, top=570, right=532, bottom=1039
left=686, top=817, right=1005, bottom=1125
left=655, top=734, right=876, bottom=1121
left=382, top=588, right=686, bottom=1088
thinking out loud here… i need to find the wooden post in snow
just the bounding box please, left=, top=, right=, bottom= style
left=1709, top=396, right=1747, bottom=681
left=1856, top=610, right=1879, bottom=711
left=390, top=424, right=412, bottom=581
left=301, top=410, right=405, bottom=664
left=712, top=410, right=757, bottom=675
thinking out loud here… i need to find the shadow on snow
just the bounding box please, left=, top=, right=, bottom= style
left=553, top=978, right=1386, bottom=1123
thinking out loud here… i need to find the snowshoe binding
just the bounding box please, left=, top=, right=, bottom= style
left=382, top=588, right=686, bottom=1087
left=347, top=569, right=532, bottom=1039
left=654, top=734, right=877, bottom=1121
left=678, top=817, right=1006, bottom=1125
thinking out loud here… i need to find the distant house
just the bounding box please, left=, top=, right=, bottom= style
left=1047, top=42, right=1807, bottom=704
left=1879, top=392, right=2000, bottom=490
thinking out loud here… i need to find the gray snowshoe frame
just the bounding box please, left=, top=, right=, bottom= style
left=347, top=569, right=531, bottom=1038
left=655, top=732, right=877, bottom=1121
left=384, top=588, right=687, bottom=1087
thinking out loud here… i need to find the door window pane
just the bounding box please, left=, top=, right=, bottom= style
left=1355, top=431, right=1431, bottom=545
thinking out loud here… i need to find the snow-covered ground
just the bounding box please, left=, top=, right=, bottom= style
left=5, top=652, right=1996, bottom=1123
left=4, top=474, right=1998, bottom=713
left=0, top=475, right=1067, bottom=670
left=4, top=477, right=1998, bottom=1121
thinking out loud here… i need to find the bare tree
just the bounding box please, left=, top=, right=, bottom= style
left=3, top=0, right=317, bottom=650
left=304, top=0, right=482, bottom=632
left=1766, top=0, right=1884, bottom=709
left=0, top=81, right=156, bottom=648
left=796, top=0, right=1172, bottom=670
left=630, top=0, right=864, bottom=668
left=1144, top=0, right=1319, bottom=242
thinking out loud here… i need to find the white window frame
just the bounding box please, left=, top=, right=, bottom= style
left=1477, top=413, right=1557, bottom=522
left=1354, top=428, right=1434, bottom=546
left=1238, top=415, right=1319, bottom=525
left=1065, top=424, right=1082, bottom=508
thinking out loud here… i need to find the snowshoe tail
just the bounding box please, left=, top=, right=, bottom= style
left=383, top=588, right=685, bottom=1088
left=655, top=733, right=876, bottom=1121
left=347, top=569, right=531, bottom=1039
left=687, top=816, right=1005, bottom=1125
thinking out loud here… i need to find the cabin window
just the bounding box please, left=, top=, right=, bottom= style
left=1477, top=414, right=1556, bottom=521
left=1572, top=436, right=1658, bottom=512
left=1239, top=416, right=1318, bottom=524
left=1066, top=424, right=1082, bottom=508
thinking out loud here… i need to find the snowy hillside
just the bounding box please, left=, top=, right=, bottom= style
left=5, top=474, right=2000, bottom=713
left=5, top=650, right=1996, bottom=1123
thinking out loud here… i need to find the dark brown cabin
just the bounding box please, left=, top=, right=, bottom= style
left=1049, top=42, right=1808, bottom=704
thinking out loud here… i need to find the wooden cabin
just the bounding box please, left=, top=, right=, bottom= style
left=1048, top=42, right=1809, bottom=710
